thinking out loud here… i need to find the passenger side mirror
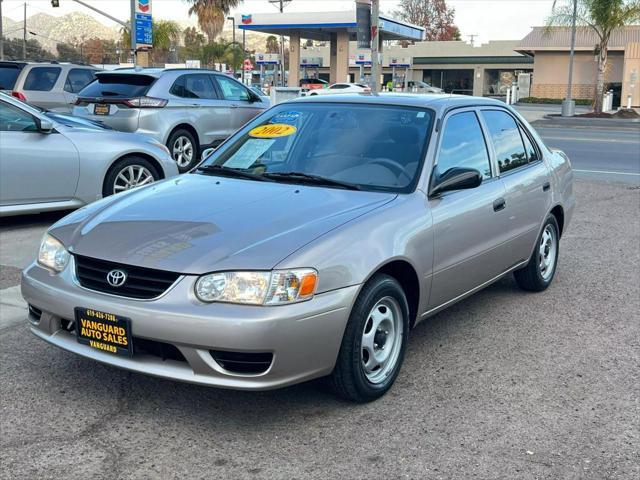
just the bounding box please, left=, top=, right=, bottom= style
left=201, top=147, right=216, bottom=161
left=429, top=167, right=482, bottom=197
left=36, top=118, right=54, bottom=133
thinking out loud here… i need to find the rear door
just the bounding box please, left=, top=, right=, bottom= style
left=62, top=68, right=96, bottom=111
left=427, top=109, right=510, bottom=309
left=168, top=73, right=228, bottom=145
left=19, top=66, right=66, bottom=110
left=0, top=101, right=79, bottom=206
left=479, top=109, right=552, bottom=266
left=212, top=74, right=265, bottom=134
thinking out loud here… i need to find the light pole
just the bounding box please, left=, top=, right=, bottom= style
left=562, top=0, right=578, bottom=117
left=370, top=0, right=380, bottom=93
left=227, top=16, right=236, bottom=45
left=0, top=0, right=4, bottom=61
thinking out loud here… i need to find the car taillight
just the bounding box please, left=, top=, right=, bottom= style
left=123, top=96, right=167, bottom=108
left=364, top=87, right=371, bottom=93
left=11, top=91, right=26, bottom=101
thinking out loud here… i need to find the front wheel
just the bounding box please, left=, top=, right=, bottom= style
left=514, top=214, right=560, bottom=291
left=329, top=274, right=410, bottom=402
left=103, top=156, right=160, bottom=197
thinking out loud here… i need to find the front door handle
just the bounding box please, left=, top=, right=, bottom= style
left=229, top=104, right=239, bottom=109
left=542, top=182, right=551, bottom=192
left=493, top=197, right=506, bottom=212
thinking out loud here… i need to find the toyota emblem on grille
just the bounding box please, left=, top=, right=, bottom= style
left=106, top=269, right=127, bottom=287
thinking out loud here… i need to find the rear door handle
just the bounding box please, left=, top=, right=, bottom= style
left=542, top=182, right=551, bottom=192
left=493, top=198, right=506, bottom=212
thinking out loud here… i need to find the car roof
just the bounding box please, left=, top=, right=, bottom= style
left=97, top=68, right=228, bottom=78
left=287, top=93, right=508, bottom=113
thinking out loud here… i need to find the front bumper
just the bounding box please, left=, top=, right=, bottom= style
left=21, top=260, right=359, bottom=390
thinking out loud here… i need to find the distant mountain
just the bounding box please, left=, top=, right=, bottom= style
left=2, top=12, right=119, bottom=53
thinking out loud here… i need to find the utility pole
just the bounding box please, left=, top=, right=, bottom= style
left=370, top=0, right=380, bottom=92
left=269, top=0, right=290, bottom=86
left=466, top=34, right=478, bottom=46
left=129, top=0, right=137, bottom=66
left=562, top=0, right=578, bottom=116
left=1, top=0, right=4, bottom=61
left=22, top=2, right=26, bottom=60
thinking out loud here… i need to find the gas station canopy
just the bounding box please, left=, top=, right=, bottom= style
left=235, top=10, right=425, bottom=42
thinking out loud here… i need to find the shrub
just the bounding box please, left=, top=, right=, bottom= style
left=518, top=97, right=592, bottom=106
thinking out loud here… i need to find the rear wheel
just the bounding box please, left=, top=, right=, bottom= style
left=167, top=128, right=198, bottom=173
left=329, top=274, right=409, bottom=402
left=514, top=214, right=560, bottom=291
left=103, top=156, right=160, bottom=197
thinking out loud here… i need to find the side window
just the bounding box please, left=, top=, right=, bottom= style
left=437, top=111, right=491, bottom=179
left=481, top=110, right=528, bottom=173
left=330, top=84, right=348, bottom=90
left=170, top=74, right=216, bottom=99
left=64, top=69, right=96, bottom=93
left=519, top=126, right=540, bottom=163
left=0, top=102, right=38, bottom=132
left=23, top=67, right=62, bottom=91
left=214, top=75, right=250, bottom=101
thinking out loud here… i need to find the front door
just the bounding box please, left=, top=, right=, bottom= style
left=0, top=101, right=79, bottom=206
left=427, top=109, right=510, bottom=310
left=213, top=74, right=265, bottom=132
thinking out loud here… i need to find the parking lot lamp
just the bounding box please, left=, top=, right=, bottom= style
left=561, top=0, right=578, bottom=117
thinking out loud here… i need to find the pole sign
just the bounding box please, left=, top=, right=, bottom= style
left=388, top=57, right=412, bottom=68
left=135, top=0, right=153, bottom=49
left=255, top=53, right=280, bottom=65
left=300, top=57, right=323, bottom=67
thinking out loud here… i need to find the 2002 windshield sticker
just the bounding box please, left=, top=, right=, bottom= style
left=249, top=124, right=297, bottom=138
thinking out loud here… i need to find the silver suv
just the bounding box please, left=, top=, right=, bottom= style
left=0, top=61, right=98, bottom=112
left=72, top=68, right=270, bottom=172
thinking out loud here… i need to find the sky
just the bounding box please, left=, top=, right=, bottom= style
left=1, top=0, right=558, bottom=44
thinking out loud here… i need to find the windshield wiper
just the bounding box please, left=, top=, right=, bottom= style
left=195, top=164, right=271, bottom=182
left=262, top=172, right=361, bottom=190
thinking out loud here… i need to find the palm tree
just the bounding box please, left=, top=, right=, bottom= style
left=547, top=0, right=640, bottom=113
left=185, top=0, right=239, bottom=43
left=265, top=35, right=279, bottom=54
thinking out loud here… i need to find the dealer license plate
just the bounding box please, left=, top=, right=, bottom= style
left=75, top=307, right=133, bottom=356
left=93, top=103, right=110, bottom=115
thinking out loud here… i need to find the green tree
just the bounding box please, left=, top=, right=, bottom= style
left=120, top=20, right=181, bottom=64
left=225, top=41, right=243, bottom=71
left=394, top=0, right=461, bottom=41
left=201, top=41, right=230, bottom=69
left=183, top=26, right=206, bottom=60
left=1, top=37, right=50, bottom=61
left=56, top=42, right=82, bottom=63
left=185, top=0, right=239, bottom=43
left=547, top=0, right=640, bottom=113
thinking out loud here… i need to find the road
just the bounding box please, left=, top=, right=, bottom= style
left=536, top=126, right=640, bottom=184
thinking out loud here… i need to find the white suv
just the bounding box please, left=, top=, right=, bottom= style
left=0, top=61, right=98, bottom=112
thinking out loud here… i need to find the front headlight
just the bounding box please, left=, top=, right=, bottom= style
left=195, top=269, right=318, bottom=305
left=37, top=233, right=70, bottom=273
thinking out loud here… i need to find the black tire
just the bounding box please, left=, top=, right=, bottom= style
left=329, top=274, right=410, bottom=402
left=102, top=156, right=161, bottom=197
left=167, top=128, right=199, bottom=173
left=514, top=214, right=560, bottom=292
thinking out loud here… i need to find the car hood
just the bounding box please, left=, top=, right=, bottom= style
left=50, top=174, right=396, bottom=274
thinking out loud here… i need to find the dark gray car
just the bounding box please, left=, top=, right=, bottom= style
left=72, top=68, right=270, bottom=172
left=22, top=94, right=575, bottom=402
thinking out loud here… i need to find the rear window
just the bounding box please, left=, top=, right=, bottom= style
left=23, top=67, right=61, bottom=91
left=0, top=64, right=24, bottom=90
left=78, top=74, right=155, bottom=98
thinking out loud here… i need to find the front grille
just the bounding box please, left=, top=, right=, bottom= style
left=210, top=350, right=273, bottom=375
left=74, top=254, right=180, bottom=299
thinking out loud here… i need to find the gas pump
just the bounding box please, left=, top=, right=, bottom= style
left=389, top=57, right=412, bottom=91
left=300, top=57, right=323, bottom=82
left=255, top=53, right=281, bottom=93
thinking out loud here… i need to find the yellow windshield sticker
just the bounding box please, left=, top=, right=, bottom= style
left=249, top=124, right=297, bottom=138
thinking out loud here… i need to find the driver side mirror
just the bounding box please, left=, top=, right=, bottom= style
left=429, top=166, right=482, bottom=197
left=36, top=118, right=54, bottom=133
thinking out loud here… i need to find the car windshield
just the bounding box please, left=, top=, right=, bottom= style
left=78, top=73, right=156, bottom=98
left=199, top=103, right=433, bottom=193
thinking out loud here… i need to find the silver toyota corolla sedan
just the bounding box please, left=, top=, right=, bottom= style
left=0, top=93, right=179, bottom=217
left=22, top=94, right=575, bottom=402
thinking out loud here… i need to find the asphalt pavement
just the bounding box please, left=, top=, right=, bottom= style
left=1, top=177, right=639, bottom=479
left=535, top=126, right=640, bottom=184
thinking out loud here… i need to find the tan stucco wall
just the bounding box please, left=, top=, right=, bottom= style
left=621, top=43, right=640, bottom=107
left=530, top=51, right=624, bottom=99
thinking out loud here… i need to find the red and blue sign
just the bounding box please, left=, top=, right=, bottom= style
left=138, top=0, right=150, bottom=13
left=241, top=15, right=252, bottom=24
